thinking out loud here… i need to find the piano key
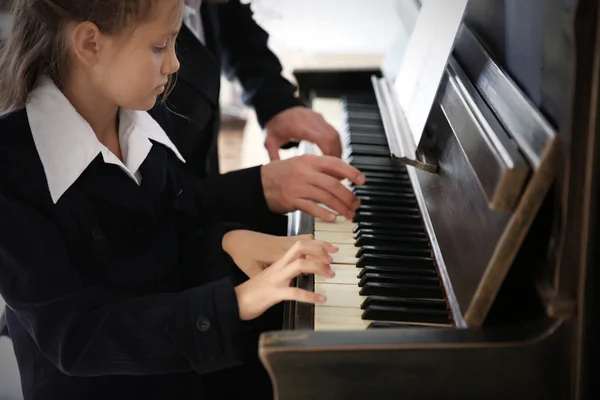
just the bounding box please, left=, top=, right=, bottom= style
left=349, top=155, right=403, bottom=168
left=356, top=253, right=435, bottom=268
left=353, top=188, right=416, bottom=200
left=361, top=295, right=448, bottom=311
left=356, top=245, right=431, bottom=258
left=361, top=176, right=411, bottom=186
left=362, top=305, right=451, bottom=325
left=357, top=265, right=438, bottom=278
left=358, top=272, right=440, bottom=287
left=314, top=230, right=355, bottom=244
left=353, top=211, right=423, bottom=224
left=354, top=184, right=414, bottom=195
left=315, top=283, right=365, bottom=308
left=314, top=306, right=450, bottom=331
left=356, top=205, right=421, bottom=215
left=315, top=264, right=359, bottom=284
left=353, top=220, right=425, bottom=231
left=346, top=134, right=389, bottom=146
left=354, top=234, right=429, bottom=248
left=356, top=195, right=418, bottom=208
left=315, top=215, right=356, bottom=232
left=359, top=282, right=444, bottom=299
left=331, top=244, right=359, bottom=264
left=314, top=306, right=371, bottom=331
left=363, top=171, right=409, bottom=180
left=349, top=144, right=390, bottom=157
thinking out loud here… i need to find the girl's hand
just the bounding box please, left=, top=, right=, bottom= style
left=222, top=230, right=336, bottom=278
left=234, top=239, right=336, bottom=321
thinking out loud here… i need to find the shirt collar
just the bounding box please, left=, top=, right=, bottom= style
left=185, top=0, right=202, bottom=11
left=26, top=76, right=185, bottom=204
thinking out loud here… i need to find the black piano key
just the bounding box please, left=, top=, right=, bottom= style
left=357, top=265, right=437, bottom=278
left=362, top=305, right=450, bottom=324
left=354, top=230, right=428, bottom=244
left=354, top=233, right=429, bottom=248
left=359, top=282, right=444, bottom=299
left=353, top=222, right=427, bottom=234
left=353, top=211, right=422, bottom=224
left=353, top=188, right=416, bottom=200
left=356, top=253, right=434, bottom=268
left=356, top=195, right=417, bottom=208
left=363, top=171, right=409, bottom=180
left=345, top=113, right=381, bottom=121
left=353, top=185, right=414, bottom=195
left=356, top=204, right=420, bottom=215
left=361, top=295, right=448, bottom=311
left=350, top=155, right=403, bottom=168
left=358, top=273, right=440, bottom=287
left=356, top=245, right=431, bottom=258
left=347, top=125, right=384, bottom=135
left=347, top=135, right=389, bottom=146
left=353, top=223, right=427, bottom=238
left=361, top=176, right=411, bottom=186
left=349, top=144, right=390, bottom=157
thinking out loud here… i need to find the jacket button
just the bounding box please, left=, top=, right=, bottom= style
left=92, top=228, right=104, bottom=240
left=196, top=317, right=211, bottom=332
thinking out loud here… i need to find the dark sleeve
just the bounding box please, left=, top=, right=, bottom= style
left=190, top=166, right=287, bottom=236
left=215, top=0, right=306, bottom=127
left=0, top=193, right=243, bottom=377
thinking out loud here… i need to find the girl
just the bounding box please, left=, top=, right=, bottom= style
left=0, top=1, right=336, bottom=399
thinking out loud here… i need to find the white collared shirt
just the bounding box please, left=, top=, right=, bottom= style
left=26, top=76, right=185, bottom=204
left=184, top=0, right=205, bottom=44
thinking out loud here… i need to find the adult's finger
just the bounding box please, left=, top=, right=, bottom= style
left=264, top=136, right=282, bottom=161
left=293, top=183, right=355, bottom=219
left=305, top=170, right=358, bottom=214
left=313, top=156, right=366, bottom=186
left=294, top=198, right=337, bottom=222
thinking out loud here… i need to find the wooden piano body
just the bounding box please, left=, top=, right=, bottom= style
left=259, top=1, right=600, bottom=399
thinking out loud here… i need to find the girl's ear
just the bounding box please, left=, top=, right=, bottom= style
left=70, top=21, right=103, bottom=67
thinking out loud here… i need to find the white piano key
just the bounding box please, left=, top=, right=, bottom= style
left=315, top=264, right=359, bottom=284
left=315, top=282, right=365, bottom=308
left=314, top=306, right=370, bottom=331
left=315, top=230, right=355, bottom=244
left=314, top=305, right=453, bottom=331
left=330, top=244, right=359, bottom=264
left=315, top=215, right=356, bottom=232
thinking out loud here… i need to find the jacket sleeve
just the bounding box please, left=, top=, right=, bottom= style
left=190, top=165, right=288, bottom=236
left=0, top=192, right=243, bottom=377
left=215, top=0, right=305, bottom=128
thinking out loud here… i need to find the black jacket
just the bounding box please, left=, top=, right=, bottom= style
left=163, top=0, right=300, bottom=235
left=0, top=108, right=262, bottom=400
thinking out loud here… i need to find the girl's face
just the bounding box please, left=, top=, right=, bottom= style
left=74, top=0, right=183, bottom=111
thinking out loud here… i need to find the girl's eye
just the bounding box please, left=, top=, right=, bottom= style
left=154, top=46, right=168, bottom=53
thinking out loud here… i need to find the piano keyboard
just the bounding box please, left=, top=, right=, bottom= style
left=308, top=95, right=454, bottom=331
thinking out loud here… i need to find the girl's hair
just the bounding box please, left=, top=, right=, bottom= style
left=0, top=0, right=178, bottom=115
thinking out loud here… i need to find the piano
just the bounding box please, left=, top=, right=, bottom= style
left=258, top=1, right=600, bottom=399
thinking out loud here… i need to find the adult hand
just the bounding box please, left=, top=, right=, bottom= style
left=261, top=154, right=366, bottom=221
left=264, top=106, right=342, bottom=160
left=234, top=239, right=337, bottom=321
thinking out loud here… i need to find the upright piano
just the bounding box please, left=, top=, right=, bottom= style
left=258, top=1, right=600, bottom=399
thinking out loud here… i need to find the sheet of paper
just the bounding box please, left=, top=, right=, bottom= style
left=392, top=0, right=470, bottom=148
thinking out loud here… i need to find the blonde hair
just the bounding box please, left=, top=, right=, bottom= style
left=0, top=0, right=181, bottom=115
